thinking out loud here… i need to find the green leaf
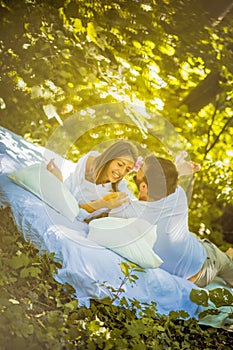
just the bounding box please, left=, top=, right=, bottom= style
left=72, top=18, right=83, bottom=33
left=120, top=262, right=130, bottom=277
left=20, top=266, right=41, bottom=278
left=9, top=254, right=30, bottom=269
left=190, top=289, right=209, bottom=306
left=64, top=299, right=79, bottom=313
left=87, top=22, right=99, bottom=47
left=209, top=288, right=233, bottom=307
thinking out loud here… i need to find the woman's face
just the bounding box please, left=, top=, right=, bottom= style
left=105, top=157, right=135, bottom=183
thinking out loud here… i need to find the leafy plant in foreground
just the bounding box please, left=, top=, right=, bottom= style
left=1, top=207, right=233, bottom=349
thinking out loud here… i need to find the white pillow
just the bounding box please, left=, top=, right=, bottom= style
left=8, top=163, right=79, bottom=222
left=88, top=217, right=163, bottom=268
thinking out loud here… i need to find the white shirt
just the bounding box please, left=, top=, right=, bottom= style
left=64, top=151, right=134, bottom=219
left=109, top=186, right=207, bottom=279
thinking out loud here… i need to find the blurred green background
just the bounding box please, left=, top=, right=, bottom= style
left=0, top=0, right=233, bottom=246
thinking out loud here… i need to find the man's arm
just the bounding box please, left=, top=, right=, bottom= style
left=175, top=151, right=201, bottom=177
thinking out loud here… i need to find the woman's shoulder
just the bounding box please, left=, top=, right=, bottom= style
left=75, top=151, right=99, bottom=169
left=87, top=150, right=99, bottom=157
left=78, top=150, right=98, bottom=161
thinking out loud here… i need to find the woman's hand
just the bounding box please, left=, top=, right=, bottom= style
left=99, top=192, right=129, bottom=209
left=46, top=159, right=63, bottom=182
left=80, top=192, right=129, bottom=213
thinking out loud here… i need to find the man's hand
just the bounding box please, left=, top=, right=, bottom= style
left=138, top=181, right=148, bottom=201
left=175, top=151, right=201, bottom=176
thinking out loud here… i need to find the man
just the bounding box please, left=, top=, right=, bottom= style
left=109, top=154, right=233, bottom=288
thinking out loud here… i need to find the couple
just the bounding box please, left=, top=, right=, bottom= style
left=47, top=140, right=233, bottom=289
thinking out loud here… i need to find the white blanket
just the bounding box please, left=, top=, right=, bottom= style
left=1, top=126, right=232, bottom=330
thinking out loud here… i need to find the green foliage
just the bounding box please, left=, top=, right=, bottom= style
left=97, top=261, right=145, bottom=303
left=0, top=1, right=233, bottom=345
left=191, top=287, right=233, bottom=310
left=1, top=207, right=233, bottom=349
left=0, top=0, right=232, bottom=247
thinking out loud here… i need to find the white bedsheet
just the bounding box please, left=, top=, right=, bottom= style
left=1, top=126, right=232, bottom=329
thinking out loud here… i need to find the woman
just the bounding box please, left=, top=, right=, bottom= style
left=47, top=140, right=138, bottom=215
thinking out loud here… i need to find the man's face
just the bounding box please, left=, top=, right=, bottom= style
left=134, top=166, right=148, bottom=201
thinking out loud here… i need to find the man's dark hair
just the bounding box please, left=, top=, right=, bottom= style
left=144, top=155, right=178, bottom=201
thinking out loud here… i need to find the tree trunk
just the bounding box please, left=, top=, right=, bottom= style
left=181, top=72, right=223, bottom=112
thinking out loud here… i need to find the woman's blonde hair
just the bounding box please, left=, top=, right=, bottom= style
left=93, top=140, right=138, bottom=191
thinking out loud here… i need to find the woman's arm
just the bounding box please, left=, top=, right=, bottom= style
left=79, top=192, right=129, bottom=213
left=46, top=159, right=64, bottom=182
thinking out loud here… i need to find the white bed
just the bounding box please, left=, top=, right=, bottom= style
left=1, top=126, right=232, bottom=329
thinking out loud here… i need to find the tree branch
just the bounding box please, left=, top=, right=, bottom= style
left=204, top=115, right=233, bottom=159
left=204, top=100, right=219, bottom=156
